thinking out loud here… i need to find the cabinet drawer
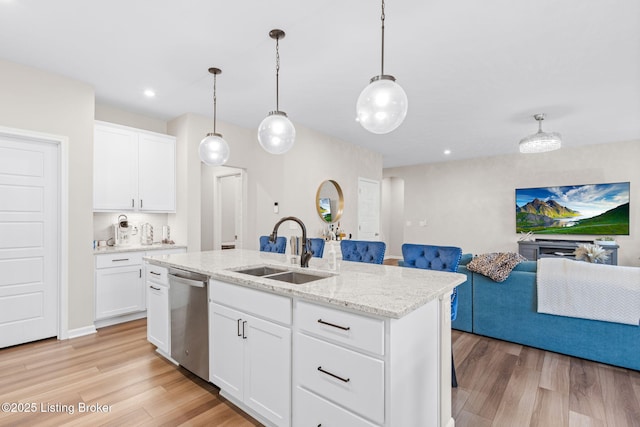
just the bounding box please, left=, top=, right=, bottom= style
left=295, top=300, right=384, bottom=355
left=295, top=333, right=384, bottom=424
left=294, top=386, right=378, bottom=427
left=96, top=252, right=144, bottom=269
left=146, top=264, right=168, bottom=285
left=210, top=280, right=292, bottom=325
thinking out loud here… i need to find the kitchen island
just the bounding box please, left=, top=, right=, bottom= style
left=145, top=249, right=466, bottom=427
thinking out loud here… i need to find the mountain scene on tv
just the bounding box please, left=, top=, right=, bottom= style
left=515, top=182, right=630, bottom=235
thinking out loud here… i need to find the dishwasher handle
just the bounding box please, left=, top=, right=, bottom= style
left=168, top=273, right=207, bottom=288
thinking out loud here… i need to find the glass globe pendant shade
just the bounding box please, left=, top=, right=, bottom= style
left=356, top=75, right=408, bottom=134
left=199, top=132, right=230, bottom=166
left=257, top=111, right=296, bottom=154
left=519, top=131, right=562, bottom=153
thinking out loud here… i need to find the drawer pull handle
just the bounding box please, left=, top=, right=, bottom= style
left=150, top=285, right=161, bottom=291
left=112, top=258, right=129, bottom=262
left=317, top=366, right=350, bottom=383
left=150, top=271, right=161, bottom=276
left=317, top=319, right=350, bottom=331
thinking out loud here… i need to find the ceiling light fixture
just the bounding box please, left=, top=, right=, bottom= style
left=356, top=0, right=408, bottom=134
left=519, top=113, right=562, bottom=153
left=257, top=29, right=295, bottom=155
left=199, top=67, right=230, bottom=166
left=143, top=89, right=156, bottom=98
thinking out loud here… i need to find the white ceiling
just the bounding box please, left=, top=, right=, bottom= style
left=1, top=0, right=638, bottom=167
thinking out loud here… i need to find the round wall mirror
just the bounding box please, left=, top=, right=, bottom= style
left=316, top=180, right=344, bottom=223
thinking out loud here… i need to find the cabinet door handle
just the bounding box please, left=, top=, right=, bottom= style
left=112, top=258, right=129, bottom=262
left=317, top=366, right=350, bottom=383
left=140, top=199, right=143, bottom=208
left=132, top=198, right=135, bottom=208
left=242, top=321, right=247, bottom=339
left=150, top=271, right=161, bottom=276
left=150, top=285, right=161, bottom=291
left=237, top=319, right=242, bottom=337
left=317, top=319, right=350, bottom=331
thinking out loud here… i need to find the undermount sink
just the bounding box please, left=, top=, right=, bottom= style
left=233, top=265, right=330, bottom=284
left=236, top=266, right=288, bottom=277
left=266, top=271, right=327, bottom=284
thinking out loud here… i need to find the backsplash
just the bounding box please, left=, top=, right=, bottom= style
left=93, top=212, right=170, bottom=245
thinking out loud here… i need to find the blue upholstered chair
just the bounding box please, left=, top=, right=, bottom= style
left=400, top=243, right=463, bottom=387
left=307, top=238, right=325, bottom=258
left=259, top=236, right=287, bottom=254
left=340, top=240, right=386, bottom=264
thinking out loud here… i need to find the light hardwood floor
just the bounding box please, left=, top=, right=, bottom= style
left=1, top=319, right=638, bottom=426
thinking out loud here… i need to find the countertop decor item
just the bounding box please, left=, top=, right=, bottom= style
left=257, top=29, right=295, bottom=155
left=519, top=113, right=562, bottom=153
left=199, top=67, right=230, bottom=166
left=356, top=0, right=408, bottom=134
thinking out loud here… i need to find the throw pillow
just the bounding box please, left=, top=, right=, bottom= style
left=467, top=252, right=527, bottom=282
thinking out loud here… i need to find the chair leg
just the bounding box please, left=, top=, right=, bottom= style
left=452, top=352, right=458, bottom=388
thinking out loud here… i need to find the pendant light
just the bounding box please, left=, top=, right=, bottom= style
left=519, top=113, right=562, bottom=153
left=356, top=0, right=408, bottom=134
left=199, top=67, right=230, bottom=166
left=258, top=29, right=296, bottom=155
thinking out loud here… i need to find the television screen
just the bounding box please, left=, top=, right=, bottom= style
left=515, top=182, right=630, bottom=235
left=319, top=197, right=332, bottom=222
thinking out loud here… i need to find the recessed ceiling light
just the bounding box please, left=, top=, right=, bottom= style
left=144, top=89, right=156, bottom=98
left=444, top=149, right=451, bottom=155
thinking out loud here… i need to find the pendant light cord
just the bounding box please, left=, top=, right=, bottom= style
left=213, top=72, right=218, bottom=134
left=381, top=0, right=386, bottom=76
left=275, top=36, right=280, bottom=111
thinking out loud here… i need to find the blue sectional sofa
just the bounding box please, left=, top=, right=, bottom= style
left=453, top=256, right=640, bottom=371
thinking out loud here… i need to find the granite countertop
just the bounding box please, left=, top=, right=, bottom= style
left=94, top=243, right=187, bottom=255
left=144, top=249, right=466, bottom=319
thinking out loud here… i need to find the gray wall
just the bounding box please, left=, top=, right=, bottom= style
left=0, top=59, right=95, bottom=330
left=384, top=140, right=640, bottom=266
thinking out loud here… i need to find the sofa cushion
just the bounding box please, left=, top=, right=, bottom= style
left=467, top=252, right=527, bottom=282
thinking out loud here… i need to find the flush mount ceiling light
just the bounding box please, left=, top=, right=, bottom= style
left=199, top=67, right=230, bottom=166
left=356, top=0, right=408, bottom=134
left=519, top=113, right=562, bottom=153
left=257, top=29, right=296, bottom=155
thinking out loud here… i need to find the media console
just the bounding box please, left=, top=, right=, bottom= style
left=518, top=239, right=618, bottom=265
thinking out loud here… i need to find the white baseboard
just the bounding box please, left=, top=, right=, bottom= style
left=66, top=325, right=97, bottom=339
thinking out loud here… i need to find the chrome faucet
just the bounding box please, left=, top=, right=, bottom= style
left=269, top=216, right=312, bottom=268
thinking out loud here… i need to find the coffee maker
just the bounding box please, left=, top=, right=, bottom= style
left=113, top=214, right=132, bottom=246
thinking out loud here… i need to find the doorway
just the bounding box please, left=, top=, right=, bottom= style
left=0, top=128, right=67, bottom=347
left=357, top=177, right=381, bottom=240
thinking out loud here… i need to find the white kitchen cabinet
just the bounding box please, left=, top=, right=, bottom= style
left=210, top=280, right=292, bottom=427
left=293, top=298, right=446, bottom=427
left=146, top=264, right=170, bottom=354
left=95, top=253, right=145, bottom=320
left=95, top=247, right=186, bottom=328
left=93, top=121, right=176, bottom=212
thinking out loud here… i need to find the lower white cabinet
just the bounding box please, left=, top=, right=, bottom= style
left=95, top=253, right=145, bottom=320
left=146, top=265, right=169, bottom=354
left=210, top=280, right=292, bottom=427
left=95, top=247, right=186, bottom=326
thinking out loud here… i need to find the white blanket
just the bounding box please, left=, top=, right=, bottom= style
left=537, top=258, right=640, bottom=326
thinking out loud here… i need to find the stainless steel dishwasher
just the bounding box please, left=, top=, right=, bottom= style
left=168, top=267, right=209, bottom=381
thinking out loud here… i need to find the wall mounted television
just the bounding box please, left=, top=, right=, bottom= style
left=515, top=182, right=630, bottom=235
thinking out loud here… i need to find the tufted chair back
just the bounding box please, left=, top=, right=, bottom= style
left=307, top=238, right=325, bottom=258
left=340, top=240, right=386, bottom=264
left=259, top=236, right=287, bottom=254
left=401, top=244, right=462, bottom=273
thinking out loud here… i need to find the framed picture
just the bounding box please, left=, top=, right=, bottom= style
left=515, top=182, right=630, bottom=235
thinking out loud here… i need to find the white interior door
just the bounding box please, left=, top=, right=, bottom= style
left=357, top=177, right=381, bottom=240
left=0, top=134, right=58, bottom=348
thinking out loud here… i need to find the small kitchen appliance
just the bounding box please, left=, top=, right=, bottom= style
left=113, top=214, right=131, bottom=246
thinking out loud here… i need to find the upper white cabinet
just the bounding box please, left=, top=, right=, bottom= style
left=93, top=121, right=176, bottom=212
